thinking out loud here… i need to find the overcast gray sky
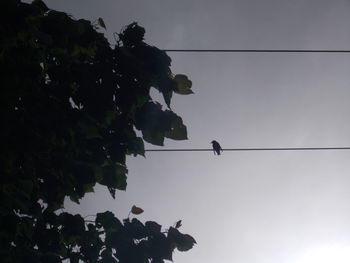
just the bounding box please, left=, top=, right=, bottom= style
left=44, top=0, right=350, bottom=262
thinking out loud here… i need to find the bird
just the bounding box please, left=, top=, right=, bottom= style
left=211, top=140, right=223, bottom=155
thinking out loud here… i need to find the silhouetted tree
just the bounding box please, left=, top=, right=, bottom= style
left=0, top=0, right=195, bottom=262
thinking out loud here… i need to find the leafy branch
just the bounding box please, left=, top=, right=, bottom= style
left=0, top=1, right=195, bottom=262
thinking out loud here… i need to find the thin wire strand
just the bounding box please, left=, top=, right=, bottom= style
left=153, top=49, right=350, bottom=151
left=163, top=49, right=350, bottom=53
left=145, top=147, right=350, bottom=152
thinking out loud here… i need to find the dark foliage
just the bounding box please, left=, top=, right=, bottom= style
left=0, top=0, right=195, bottom=262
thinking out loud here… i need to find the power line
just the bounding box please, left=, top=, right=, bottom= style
left=163, top=49, right=350, bottom=53
left=145, top=147, right=350, bottom=152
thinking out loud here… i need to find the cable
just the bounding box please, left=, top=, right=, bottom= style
left=145, top=147, right=350, bottom=152
left=163, top=49, right=350, bottom=53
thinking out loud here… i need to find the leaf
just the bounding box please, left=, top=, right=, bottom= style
left=164, top=112, right=188, bottom=141
left=95, top=211, right=122, bottom=231
left=32, top=0, right=49, bottom=12
left=148, top=232, right=173, bottom=261
left=142, top=129, right=164, bottom=146
left=82, top=183, right=95, bottom=193
left=167, top=227, right=196, bottom=252
left=162, top=90, right=173, bottom=109
left=119, top=22, right=145, bottom=46
left=158, top=77, right=176, bottom=108
left=108, top=187, right=116, bottom=199
left=176, top=234, right=196, bottom=251
left=98, top=17, right=107, bottom=30
left=99, top=163, right=128, bottom=193
left=135, top=102, right=168, bottom=146
left=131, top=205, right=144, bottom=215
left=174, top=74, right=193, bottom=95
left=69, top=194, right=80, bottom=204
left=175, top=220, right=182, bottom=229
left=145, top=221, right=162, bottom=234
left=130, top=218, right=148, bottom=238
left=59, top=213, right=85, bottom=238
left=127, top=137, right=145, bottom=157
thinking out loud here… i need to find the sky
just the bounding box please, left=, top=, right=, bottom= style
left=43, top=0, right=350, bottom=262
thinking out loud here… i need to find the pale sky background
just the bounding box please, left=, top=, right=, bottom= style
left=44, top=0, right=350, bottom=262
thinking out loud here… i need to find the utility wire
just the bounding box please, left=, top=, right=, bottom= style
left=155, top=49, right=350, bottom=151
left=151, top=50, right=350, bottom=152
left=145, top=147, right=350, bottom=152
left=163, top=49, right=350, bottom=53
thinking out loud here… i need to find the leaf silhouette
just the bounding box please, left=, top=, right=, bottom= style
left=167, top=227, right=196, bottom=251
left=174, top=74, right=193, bottom=95
left=131, top=205, right=144, bottom=215
left=175, top=220, right=182, bottom=228
left=98, top=17, right=106, bottom=29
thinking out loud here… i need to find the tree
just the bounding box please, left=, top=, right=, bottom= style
left=0, top=0, right=195, bottom=262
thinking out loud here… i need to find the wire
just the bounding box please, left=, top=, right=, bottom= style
left=155, top=49, right=350, bottom=151
left=145, top=147, right=350, bottom=152
left=163, top=49, right=350, bottom=53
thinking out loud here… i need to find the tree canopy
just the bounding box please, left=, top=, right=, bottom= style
left=0, top=0, right=195, bottom=262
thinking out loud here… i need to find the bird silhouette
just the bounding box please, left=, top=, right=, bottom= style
left=211, top=140, right=223, bottom=155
